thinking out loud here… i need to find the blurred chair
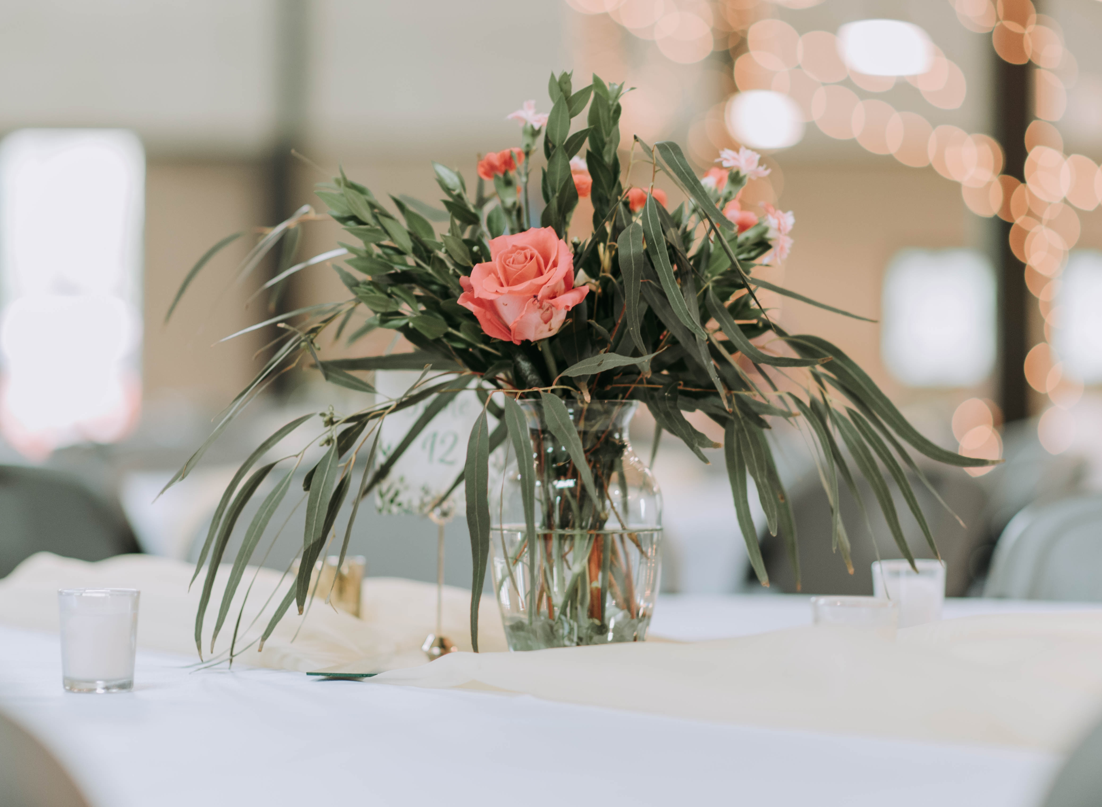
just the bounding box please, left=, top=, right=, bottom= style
left=0, top=709, right=91, bottom=807
left=984, top=495, right=1102, bottom=600
left=761, top=461, right=989, bottom=597
left=1042, top=717, right=1102, bottom=807
left=0, top=465, right=140, bottom=578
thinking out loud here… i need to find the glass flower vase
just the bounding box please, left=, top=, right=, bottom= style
left=489, top=399, right=662, bottom=651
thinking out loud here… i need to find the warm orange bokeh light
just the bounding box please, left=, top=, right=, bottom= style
left=811, top=84, right=859, bottom=140
left=1024, top=343, right=1054, bottom=392
left=886, top=112, right=933, bottom=168
left=798, top=30, right=847, bottom=84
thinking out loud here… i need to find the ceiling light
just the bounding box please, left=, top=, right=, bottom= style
left=725, top=91, right=805, bottom=151
left=837, top=20, right=933, bottom=77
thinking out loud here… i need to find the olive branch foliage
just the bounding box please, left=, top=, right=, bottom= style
left=166, top=72, right=995, bottom=659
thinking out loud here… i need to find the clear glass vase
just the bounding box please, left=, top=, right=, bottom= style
left=489, top=399, right=662, bottom=650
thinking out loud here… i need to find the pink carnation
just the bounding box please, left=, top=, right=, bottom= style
left=507, top=100, right=549, bottom=130
left=717, top=147, right=770, bottom=180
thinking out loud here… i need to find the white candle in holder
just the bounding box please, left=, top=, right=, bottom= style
left=58, top=589, right=140, bottom=693
left=871, top=560, right=945, bottom=628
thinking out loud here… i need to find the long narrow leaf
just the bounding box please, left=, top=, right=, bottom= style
left=188, top=412, right=315, bottom=585
left=325, top=353, right=462, bottom=373
left=195, top=462, right=276, bottom=656
left=723, top=420, right=768, bottom=585
left=297, top=443, right=339, bottom=612
left=641, top=196, right=706, bottom=340
left=335, top=426, right=383, bottom=578
left=654, top=141, right=731, bottom=232
left=211, top=465, right=295, bottom=647
left=832, top=411, right=916, bottom=567
left=559, top=350, right=657, bottom=378
left=706, top=290, right=820, bottom=367
left=503, top=397, right=538, bottom=626
left=616, top=223, right=647, bottom=353
left=750, top=278, right=876, bottom=323
left=849, top=408, right=939, bottom=559
left=538, top=393, right=600, bottom=502
left=465, top=409, right=491, bottom=651
left=793, top=335, right=995, bottom=468
left=253, top=248, right=349, bottom=299
left=165, top=232, right=243, bottom=323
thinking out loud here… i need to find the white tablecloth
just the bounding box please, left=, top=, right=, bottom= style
left=1, top=596, right=1094, bottom=807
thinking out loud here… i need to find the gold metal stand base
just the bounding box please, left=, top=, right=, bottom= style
left=421, top=634, right=458, bottom=660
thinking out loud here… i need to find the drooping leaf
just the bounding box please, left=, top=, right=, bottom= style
left=211, top=465, right=296, bottom=647
left=654, top=141, right=731, bottom=232
left=616, top=223, right=646, bottom=353
left=832, top=411, right=916, bottom=568
left=165, top=232, right=243, bottom=323
left=297, top=442, right=340, bottom=612
left=849, top=408, right=939, bottom=559
left=559, top=350, right=657, bottom=379
left=538, top=392, right=600, bottom=502
left=750, top=278, right=876, bottom=323
left=187, top=412, right=315, bottom=584
left=502, top=396, right=537, bottom=624
left=641, top=196, right=706, bottom=339
left=334, top=426, right=383, bottom=576
left=705, top=290, right=820, bottom=368
left=724, top=420, right=768, bottom=585
left=324, top=352, right=462, bottom=373
left=464, top=408, right=491, bottom=652
left=792, top=335, right=997, bottom=468
left=195, top=461, right=276, bottom=656
left=254, top=248, right=349, bottom=300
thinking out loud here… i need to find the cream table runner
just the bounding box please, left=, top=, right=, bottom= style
left=4, top=552, right=1102, bottom=753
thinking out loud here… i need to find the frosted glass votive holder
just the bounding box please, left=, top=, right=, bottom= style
left=58, top=589, right=140, bottom=693
left=811, top=595, right=898, bottom=637
left=871, top=559, right=945, bottom=628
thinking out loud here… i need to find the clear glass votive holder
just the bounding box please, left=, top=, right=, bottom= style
left=290, top=555, right=365, bottom=617
left=58, top=589, right=140, bottom=693
left=871, top=559, right=946, bottom=628
left=811, top=595, right=898, bottom=637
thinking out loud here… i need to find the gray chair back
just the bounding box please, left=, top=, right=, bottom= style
left=0, top=465, right=140, bottom=578
left=0, top=709, right=91, bottom=807
left=985, top=495, right=1102, bottom=600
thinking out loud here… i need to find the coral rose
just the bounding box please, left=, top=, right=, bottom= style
left=722, top=199, right=758, bottom=233
left=626, top=187, right=668, bottom=213
left=458, top=227, right=588, bottom=344
left=477, top=148, right=525, bottom=181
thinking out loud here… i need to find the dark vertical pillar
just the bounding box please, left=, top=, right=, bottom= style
left=264, top=0, right=310, bottom=392
left=992, top=55, right=1032, bottom=424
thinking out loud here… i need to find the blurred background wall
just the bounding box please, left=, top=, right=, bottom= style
left=1, top=0, right=1100, bottom=596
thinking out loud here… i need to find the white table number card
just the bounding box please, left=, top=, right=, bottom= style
left=373, top=370, right=488, bottom=519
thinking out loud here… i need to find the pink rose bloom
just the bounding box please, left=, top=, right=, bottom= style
left=717, top=147, right=770, bottom=180
left=700, top=167, right=729, bottom=191
left=458, top=227, right=588, bottom=344
left=627, top=187, right=668, bottom=212
left=722, top=199, right=758, bottom=233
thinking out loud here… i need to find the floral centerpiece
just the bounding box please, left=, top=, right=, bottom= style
left=167, top=73, right=991, bottom=658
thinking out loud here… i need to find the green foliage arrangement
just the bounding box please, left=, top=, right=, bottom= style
left=167, top=72, right=993, bottom=658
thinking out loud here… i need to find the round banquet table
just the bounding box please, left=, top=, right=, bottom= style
left=0, top=595, right=1093, bottom=807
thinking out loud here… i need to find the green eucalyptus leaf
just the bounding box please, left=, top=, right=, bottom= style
left=641, top=196, right=706, bottom=340
left=559, top=350, right=657, bottom=378
left=724, top=420, right=768, bottom=585
left=166, top=232, right=243, bottom=323
left=538, top=392, right=600, bottom=502
left=616, top=222, right=647, bottom=353
left=465, top=408, right=492, bottom=652
left=297, top=442, right=339, bottom=612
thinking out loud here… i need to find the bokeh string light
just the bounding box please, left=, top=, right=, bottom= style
left=566, top=0, right=1101, bottom=455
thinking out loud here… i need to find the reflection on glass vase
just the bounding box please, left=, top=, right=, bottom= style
left=489, top=399, right=662, bottom=651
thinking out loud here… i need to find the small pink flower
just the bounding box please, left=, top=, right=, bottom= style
left=722, top=200, right=758, bottom=233
left=764, top=235, right=794, bottom=265
left=458, top=227, right=587, bottom=344
left=762, top=203, right=794, bottom=238
left=507, top=100, right=549, bottom=129
left=700, top=167, right=729, bottom=191
left=569, top=156, right=587, bottom=172
left=717, top=147, right=770, bottom=180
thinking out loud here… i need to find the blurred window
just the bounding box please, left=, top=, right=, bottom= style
left=1054, top=251, right=1102, bottom=384
left=0, top=130, right=144, bottom=458
left=880, top=249, right=996, bottom=388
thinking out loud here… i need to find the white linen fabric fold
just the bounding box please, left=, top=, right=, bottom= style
left=0, top=552, right=507, bottom=672
left=4, top=552, right=1102, bottom=752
